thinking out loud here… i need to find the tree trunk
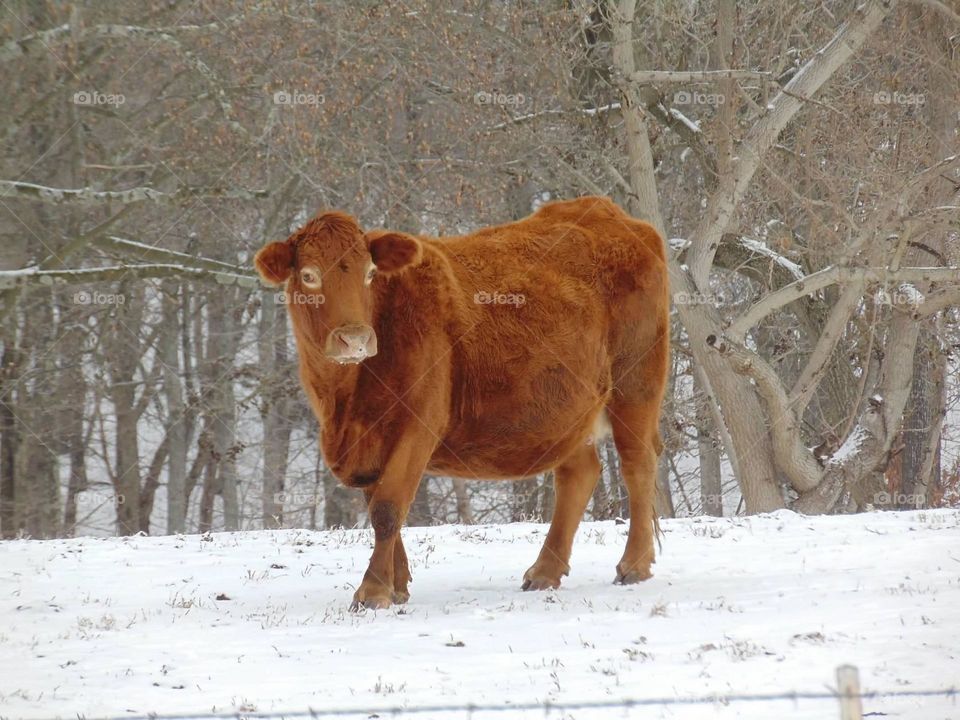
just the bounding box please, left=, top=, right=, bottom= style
left=901, top=330, right=945, bottom=508
left=106, top=282, right=145, bottom=535
left=655, top=457, right=675, bottom=518
left=198, top=455, right=217, bottom=533
left=14, top=433, right=60, bottom=537
left=139, top=439, right=169, bottom=532
left=407, top=478, right=432, bottom=526
left=216, top=412, right=240, bottom=531
left=609, top=0, right=785, bottom=512
left=259, top=292, right=291, bottom=529
left=604, top=438, right=627, bottom=518
left=162, top=282, right=187, bottom=534
left=0, top=334, right=19, bottom=538
left=540, top=472, right=556, bottom=522
left=694, top=373, right=723, bottom=516
left=113, top=384, right=141, bottom=535
left=511, top=478, right=533, bottom=522
left=795, top=310, right=922, bottom=513
left=323, top=463, right=358, bottom=529
left=592, top=457, right=612, bottom=520
left=201, top=290, right=243, bottom=532
left=452, top=478, right=473, bottom=524
left=680, top=295, right=786, bottom=512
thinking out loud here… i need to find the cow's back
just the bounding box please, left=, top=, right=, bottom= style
left=434, top=196, right=663, bottom=303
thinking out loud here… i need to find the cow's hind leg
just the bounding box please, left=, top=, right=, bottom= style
left=522, top=443, right=601, bottom=591
left=393, top=533, right=411, bottom=604
left=608, top=401, right=661, bottom=583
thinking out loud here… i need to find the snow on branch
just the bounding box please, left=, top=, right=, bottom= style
left=726, top=265, right=960, bottom=342
left=93, top=236, right=249, bottom=275
left=0, top=22, right=219, bottom=63
left=737, top=237, right=804, bottom=280
left=0, top=180, right=269, bottom=206
left=628, top=69, right=775, bottom=83
left=2, top=231, right=255, bottom=290
left=0, top=23, right=68, bottom=62
left=483, top=104, right=623, bottom=132
left=667, top=108, right=701, bottom=134
left=0, top=264, right=257, bottom=290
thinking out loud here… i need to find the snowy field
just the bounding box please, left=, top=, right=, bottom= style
left=1, top=510, right=958, bottom=720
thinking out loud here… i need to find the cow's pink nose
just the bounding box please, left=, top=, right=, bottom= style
left=327, top=324, right=377, bottom=362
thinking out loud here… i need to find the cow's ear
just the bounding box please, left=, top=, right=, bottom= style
left=367, top=230, right=423, bottom=274
left=254, top=241, right=294, bottom=285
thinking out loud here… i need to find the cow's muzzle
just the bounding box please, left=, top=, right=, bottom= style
left=326, top=323, right=378, bottom=364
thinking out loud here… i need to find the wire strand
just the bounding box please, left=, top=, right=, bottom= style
left=57, top=687, right=959, bottom=720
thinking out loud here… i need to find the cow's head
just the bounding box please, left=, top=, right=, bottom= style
left=254, top=211, right=422, bottom=364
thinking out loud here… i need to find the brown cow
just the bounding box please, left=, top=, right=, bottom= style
left=255, top=196, right=669, bottom=609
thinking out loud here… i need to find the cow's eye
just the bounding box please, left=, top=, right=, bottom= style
left=364, top=265, right=377, bottom=285
left=300, top=269, right=320, bottom=287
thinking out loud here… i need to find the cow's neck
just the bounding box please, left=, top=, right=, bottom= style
left=294, top=285, right=389, bottom=434
left=303, top=352, right=362, bottom=421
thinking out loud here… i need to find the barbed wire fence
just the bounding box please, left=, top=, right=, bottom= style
left=60, top=667, right=956, bottom=720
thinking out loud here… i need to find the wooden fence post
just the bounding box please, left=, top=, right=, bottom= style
left=837, top=664, right=863, bottom=720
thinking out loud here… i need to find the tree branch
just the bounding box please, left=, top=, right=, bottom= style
left=0, top=180, right=269, bottom=206
left=93, top=236, right=249, bottom=274
left=0, top=264, right=257, bottom=290
left=789, top=279, right=865, bottom=411
left=705, top=334, right=823, bottom=493
left=726, top=265, right=960, bottom=342
left=686, top=0, right=897, bottom=283
left=794, top=310, right=922, bottom=513
left=907, top=0, right=960, bottom=23
left=628, top=69, right=775, bottom=83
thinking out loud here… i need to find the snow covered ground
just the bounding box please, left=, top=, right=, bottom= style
left=1, top=510, right=958, bottom=720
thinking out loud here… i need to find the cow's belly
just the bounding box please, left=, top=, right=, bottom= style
left=429, top=360, right=610, bottom=479
left=428, top=428, right=594, bottom=479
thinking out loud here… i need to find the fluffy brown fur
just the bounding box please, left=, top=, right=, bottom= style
left=254, top=196, right=669, bottom=609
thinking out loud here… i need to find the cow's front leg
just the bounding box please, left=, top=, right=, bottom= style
left=352, top=429, right=434, bottom=610
left=362, top=488, right=412, bottom=605
left=352, top=500, right=404, bottom=610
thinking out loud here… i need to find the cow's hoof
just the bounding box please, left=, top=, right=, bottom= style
left=521, top=563, right=564, bottom=591
left=614, top=561, right=653, bottom=585
left=350, top=588, right=393, bottom=611
left=522, top=576, right=561, bottom=591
